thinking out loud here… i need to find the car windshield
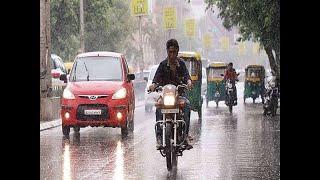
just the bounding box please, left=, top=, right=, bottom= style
left=208, top=68, right=225, bottom=78
left=70, top=56, right=122, bottom=82
left=247, top=68, right=262, bottom=77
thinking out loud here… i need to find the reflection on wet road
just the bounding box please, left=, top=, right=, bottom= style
left=40, top=83, right=280, bottom=179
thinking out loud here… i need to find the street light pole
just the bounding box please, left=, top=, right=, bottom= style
left=139, top=15, right=144, bottom=72
left=80, top=0, right=85, bottom=53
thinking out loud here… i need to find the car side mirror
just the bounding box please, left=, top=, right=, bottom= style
left=60, top=74, right=68, bottom=83
left=143, top=77, right=148, bottom=81
left=127, top=74, right=135, bottom=81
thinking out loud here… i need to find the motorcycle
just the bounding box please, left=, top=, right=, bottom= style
left=263, top=80, right=279, bottom=116
left=149, top=83, right=191, bottom=171
left=221, top=73, right=239, bottom=113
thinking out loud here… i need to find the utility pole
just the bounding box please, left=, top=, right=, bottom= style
left=80, top=0, right=85, bottom=52
left=40, top=0, right=52, bottom=98
left=139, top=15, right=144, bottom=72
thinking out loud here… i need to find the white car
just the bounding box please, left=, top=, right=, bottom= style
left=144, top=65, right=160, bottom=112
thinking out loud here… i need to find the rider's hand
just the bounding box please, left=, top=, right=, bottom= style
left=149, top=83, right=156, bottom=92
left=187, top=79, right=192, bottom=89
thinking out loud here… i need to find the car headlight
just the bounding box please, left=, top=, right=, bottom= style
left=112, top=88, right=127, bottom=99
left=63, top=88, right=75, bottom=99
left=163, top=95, right=175, bottom=106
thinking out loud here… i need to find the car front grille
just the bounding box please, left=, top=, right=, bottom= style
left=76, top=104, right=109, bottom=120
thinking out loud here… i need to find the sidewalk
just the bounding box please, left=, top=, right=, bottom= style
left=40, top=99, right=145, bottom=131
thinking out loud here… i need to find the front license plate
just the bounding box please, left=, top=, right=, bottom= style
left=161, top=109, right=179, bottom=113
left=84, top=109, right=102, bottom=115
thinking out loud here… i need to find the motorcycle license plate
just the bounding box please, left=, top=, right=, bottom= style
left=161, top=109, right=179, bottom=113
left=84, top=109, right=102, bottom=115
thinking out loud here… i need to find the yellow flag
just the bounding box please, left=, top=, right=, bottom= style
left=220, top=36, right=229, bottom=51
left=163, top=7, right=177, bottom=30
left=238, top=42, right=246, bottom=55
left=131, top=0, right=148, bottom=16
left=203, top=33, right=212, bottom=48
left=184, top=18, right=196, bottom=37
left=252, top=43, right=260, bottom=55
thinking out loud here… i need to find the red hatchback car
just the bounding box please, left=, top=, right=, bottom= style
left=60, top=51, right=135, bottom=137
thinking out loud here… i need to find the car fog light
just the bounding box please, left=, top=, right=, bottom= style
left=117, top=112, right=122, bottom=120
left=65, top=112, right=70, bottom=119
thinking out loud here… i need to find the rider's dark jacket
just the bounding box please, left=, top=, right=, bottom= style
left=152, top=58, right=191, bottom=86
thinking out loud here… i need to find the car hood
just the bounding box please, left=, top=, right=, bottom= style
left=68, top=81, right=123, bottom=95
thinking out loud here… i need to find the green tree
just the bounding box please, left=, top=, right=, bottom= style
left=51, top=0, right=137, bottom=62
left=51, top=0, right=80, bottom=61
left=205, top=0, right=280, bottom=83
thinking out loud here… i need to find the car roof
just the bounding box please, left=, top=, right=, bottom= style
left=76, top=51, right=123, bottom=58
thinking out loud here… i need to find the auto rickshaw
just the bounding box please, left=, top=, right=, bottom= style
left=205, top=62, right=228, bottom=107
left=244, top=65, right=266, bottom=103
left=178, top=51, right=203, bottom=120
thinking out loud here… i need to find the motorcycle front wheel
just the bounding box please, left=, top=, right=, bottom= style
left=165, top=122, right=173, bottom=171
left=229, top=105, right=233, bottom=114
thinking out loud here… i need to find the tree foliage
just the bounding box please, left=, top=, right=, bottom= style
left=205, top=0, right=280, bottom=81
left=51, top=0, right=137, bottom=61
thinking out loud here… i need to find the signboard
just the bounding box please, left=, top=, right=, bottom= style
left=184, top=19, right=196, bottom=37
left=163, top=7, right=177, bottom=30
left=131, top=0, right=148, bottom=16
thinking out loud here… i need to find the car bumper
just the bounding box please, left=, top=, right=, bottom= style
left=61, top=98, right=129, bottom=128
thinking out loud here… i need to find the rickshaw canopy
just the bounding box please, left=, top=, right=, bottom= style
left=178, top=51, right=201, bottom=61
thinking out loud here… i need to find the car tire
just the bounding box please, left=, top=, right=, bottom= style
left=121, top=119, right=129, bottom=137
left=62, top=126, right=70, bottom=136
left=73, top=126, right=80, bottom=133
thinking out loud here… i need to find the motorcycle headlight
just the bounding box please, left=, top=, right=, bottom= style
left=163, top=94, right=175, bottom=106
left=63, top=88, right=75, bottom=100
left=112, top=88, right=127, bottom=99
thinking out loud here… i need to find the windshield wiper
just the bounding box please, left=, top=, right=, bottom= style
left=83, top=61, right=90, bottom=81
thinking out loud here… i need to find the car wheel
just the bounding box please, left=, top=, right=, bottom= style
left=121, top=119, right=129, bottom=137
left=129, top=117, right=134, bottom=132
left=73, top=126, right=80, bottom=133
left=62, top=126, right=70, bottom=137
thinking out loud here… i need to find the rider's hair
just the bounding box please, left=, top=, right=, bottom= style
left=166, top=39, right=179, bottom=50
left=228, top=62, right=233, bottom=66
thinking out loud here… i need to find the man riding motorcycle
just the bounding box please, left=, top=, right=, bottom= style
left=223, top=62, right=238, bottom=105
left=149, top=39, right=193, bottom=149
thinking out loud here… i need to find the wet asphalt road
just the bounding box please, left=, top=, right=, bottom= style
left=40, top=82, right=280, bottom=180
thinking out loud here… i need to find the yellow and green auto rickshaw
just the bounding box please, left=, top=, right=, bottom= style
left=244, top=65, right=266, bottom=103
left=178, top=51, right=203, bottom=120
left=205, top=62, right=228, bottom=107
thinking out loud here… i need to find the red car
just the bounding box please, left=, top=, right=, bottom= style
left=60, top=51, right=135, bottom=137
